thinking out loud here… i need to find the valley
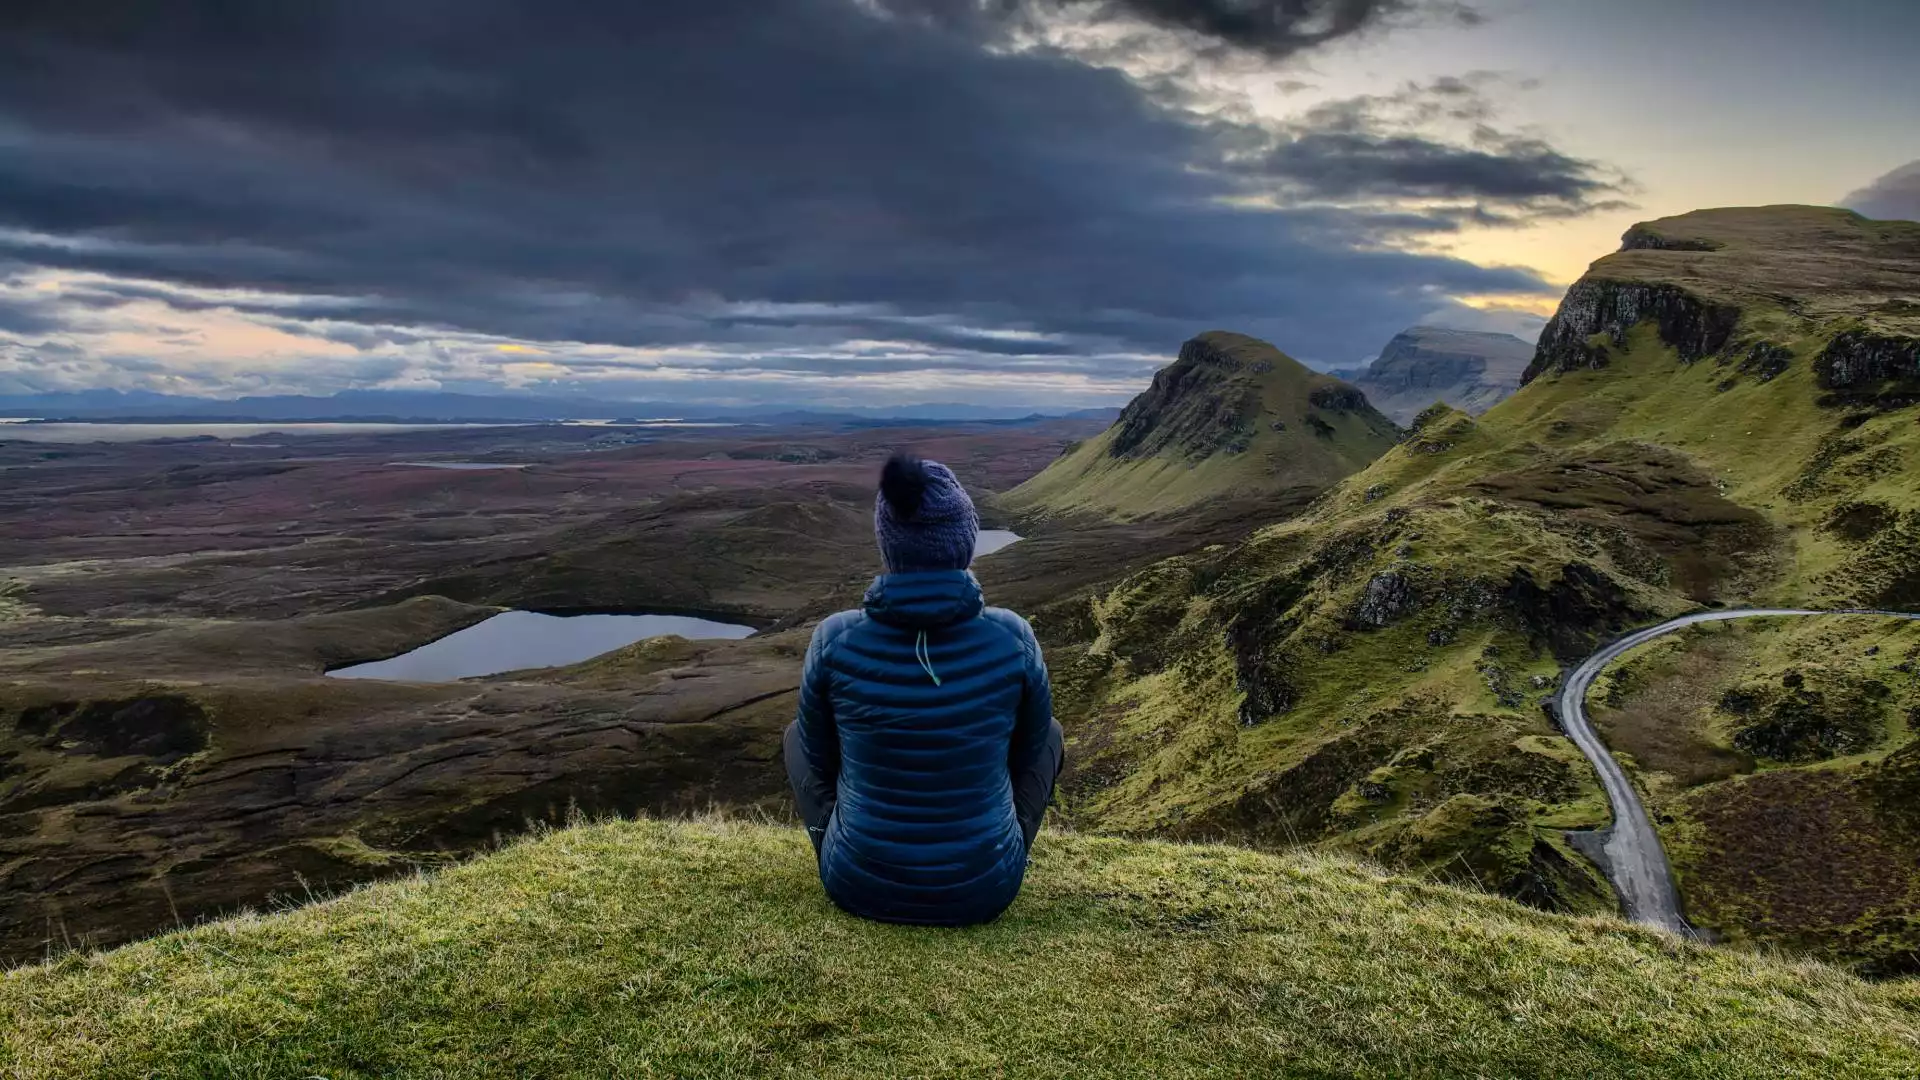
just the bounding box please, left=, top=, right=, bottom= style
left=0, top=416, right=1112, bottom=960
left=4, top=204, right=1919, bottom=984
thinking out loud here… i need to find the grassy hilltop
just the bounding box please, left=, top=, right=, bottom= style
left=1042, top=207, right=1920, bottom=969
left=5, top=818, right=1918, bottom=1079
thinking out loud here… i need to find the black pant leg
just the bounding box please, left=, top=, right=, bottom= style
left=1013, top=718, right=1066, bottom=851
left=783, top=720, right=837, bottom=856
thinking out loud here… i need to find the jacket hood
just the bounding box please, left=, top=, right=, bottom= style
left=862, top=570, right=986, bottom=629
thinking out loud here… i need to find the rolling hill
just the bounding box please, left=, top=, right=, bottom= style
left=1041, top=206, right=1920, bottom=971
left=1002, top=331, right=1400, bottom=520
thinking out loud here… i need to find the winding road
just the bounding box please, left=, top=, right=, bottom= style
left=1555, top=607, right=1920, bottom=935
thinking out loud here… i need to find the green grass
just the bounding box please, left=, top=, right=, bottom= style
left=5, top=817, right=1919, bottom=1079
left=1045, top=207, right=1920, bottom=948
left=1590, top=616, right=1920, bottom=968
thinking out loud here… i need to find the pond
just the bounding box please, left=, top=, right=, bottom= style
left=974, top=530, right=1023, bottom=559
left=326, top=610, right=757, bottom=682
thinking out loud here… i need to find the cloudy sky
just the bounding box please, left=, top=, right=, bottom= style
left=2, top=0, right=1916, bottom=408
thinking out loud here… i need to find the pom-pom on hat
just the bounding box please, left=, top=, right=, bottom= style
left=875, top=453, right=980, bottom=572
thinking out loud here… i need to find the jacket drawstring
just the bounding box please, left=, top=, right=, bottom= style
left=916, top=630, right=942, bottom=686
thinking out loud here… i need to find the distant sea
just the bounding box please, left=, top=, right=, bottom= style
left=0, top=421, right=514, bottom=444
left=0, top=418, right=743, bottom=444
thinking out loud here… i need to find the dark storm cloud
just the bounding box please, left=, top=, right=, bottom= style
left=0, top=294, right=67, bottom=335
left=0, top=0, right=1599, bottom=393
left=877, top=0, right=1477, bottom=56
left=1213, top=78, right=1631, bottom=222
left=1843, top=160, right=1920, bottom=223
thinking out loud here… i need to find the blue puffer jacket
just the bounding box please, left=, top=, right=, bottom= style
left=795, top=569, right=1054, bottom=926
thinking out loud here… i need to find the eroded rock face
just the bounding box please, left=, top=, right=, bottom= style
left=1817, top=330, right=1920, bottom=391
left=1348, top=571, right=1416, bottom=630
left=1307, top=384, right=1370, bottom=412
left=1226, top=576, right=1310, bottom=726
left=1108, top=337, right=1260, bottom=460
left=1735, top=342, right=1794, bottom=382
left=1619, top=224, right=1722, bottom=252
left=1524, top=280, right=1742, bottom=383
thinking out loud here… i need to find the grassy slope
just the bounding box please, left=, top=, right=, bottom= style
left=1591, top=616, right=1920, bottom=971
left=1005, top=332, right=1398, bottom=520
left=1047, top=208, right=1920, bottom=951
left=5, top=818, right=1918, bottom=1079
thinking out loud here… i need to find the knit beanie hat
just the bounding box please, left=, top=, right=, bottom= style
left=874, top=453, right=980, bottom=572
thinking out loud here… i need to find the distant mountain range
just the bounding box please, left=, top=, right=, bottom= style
left=1333, top=326, right=1536, bottom=424
left=0, top=388, right=1118, bottom=425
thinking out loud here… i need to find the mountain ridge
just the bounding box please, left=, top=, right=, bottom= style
left=1004, top=330, right=1400, bottom=520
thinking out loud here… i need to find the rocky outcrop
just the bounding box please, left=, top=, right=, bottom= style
left=1619, top=224, right=1722, bottom=252
left=1500, top=563, right=1641, bottom=662
left=1524, top=280, right=1742, bottom=384
left=1348, top=571, right=1416, bottom=629
left=1718, top=670, right=1890, bottom=764
left=1307, top=384, right=1370, bottom=412
left=1735, top=341, right=1794, bottom=382
left=1816, top=330, right=1920, bottom=391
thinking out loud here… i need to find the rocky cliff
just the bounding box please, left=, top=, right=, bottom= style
left=1525, top=280, right=1741, bottom=380
left=1522, top=206, right=1920, bottom=395
left=1352, top=326, right=1535, bottom=422
left=1004, top=331, right=1400, bottom=519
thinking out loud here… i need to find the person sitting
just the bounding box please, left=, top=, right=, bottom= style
left=782, top=453, right=1065, bottom=926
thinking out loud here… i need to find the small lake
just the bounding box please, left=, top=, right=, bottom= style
left=326, top=610, right=757, bottom=682
left=975, top=530, right=1023, bottom=559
